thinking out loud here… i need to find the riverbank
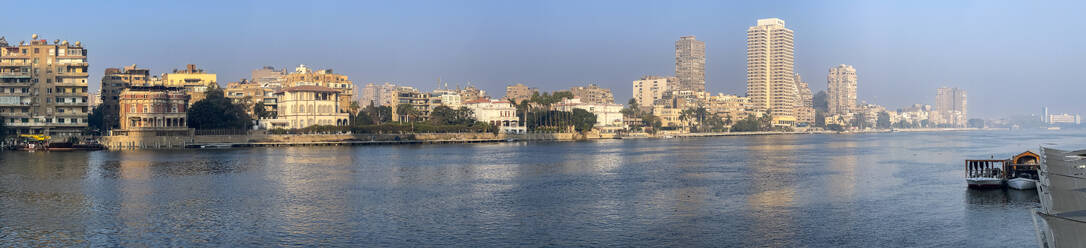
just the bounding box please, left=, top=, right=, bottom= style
left=91, top=127, right=986, bottom=150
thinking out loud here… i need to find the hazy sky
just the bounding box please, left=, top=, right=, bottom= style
left=3, top=0, right=1082, bottom=118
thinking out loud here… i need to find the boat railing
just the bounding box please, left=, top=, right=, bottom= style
left=965, top=159, right=1006, bottom=178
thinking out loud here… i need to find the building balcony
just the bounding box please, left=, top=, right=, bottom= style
left=54, top=81, right=87, bottom=87
left=56, top=101, right=87, bottom=106
left=0, top=102, right=35, bottom=107
left=0, top=62, right=31, bottom=67
left=48, top=122, right=88, bottom=127
left=54, top=91, right=87, bottom=97
left=59, top=62, right=88, bottom=67
left=0, top=91, right=30, bottom=96
left=5, top=122, right=43, bottom=127
left=53, top=111, right=88, bottom=117
left=0, top=72, right=31, bottom=79
left=56, top=71, right=89, bottom=78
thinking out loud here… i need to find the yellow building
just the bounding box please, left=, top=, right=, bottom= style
left=652, top=106, right=683, bottom=129
left=282, top=64, right=354, bottom=113
left=163, top=64, right=217, bottom=105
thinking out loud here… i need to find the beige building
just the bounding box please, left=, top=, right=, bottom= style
left=283, top=64, right=354, bottom=113
left=100, top=65, right=151, bottom=130
left=935, top=87, right=967, bottom=127
left=675, top=36, right=706, bottom=92
left=360, top=82, right=399, bottom=107
left=827, top=64, right=857, bottom=116
left=504, top=83, right=538, bottom=103
left=652, top=106, right=683, bottom=128
left=430, top=89, right=462, bottom=110
left=707, top=93, right=751, bottom=120
left=570, top=84, right=614, bottom=104
left=251, top=66, right=286, bottom=86
left=632, top=76, right=674, bottom=108
left=0, top=35, right=89, bottom=137
left=164, top=64, right=217, bottom=105
left=794, top=73, right=815, bottom=124
left=393, top=86, right=433, bottom=120
left=262, top=86, right=350, bottom=129
left=115, top=86, right=191, bottom=136
left=457, top=85, right=487, bottom=102
left=746, top=18, right=797, bottom=126
left=224, top=79, right=277, bottom=118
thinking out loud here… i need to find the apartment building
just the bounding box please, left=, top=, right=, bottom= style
left=0, top=34, right=89, bottom=137
left=282, top=64, right=354, bottom=113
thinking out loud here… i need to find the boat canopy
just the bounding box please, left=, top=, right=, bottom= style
left=1012, top=151, right=1040, bottom=165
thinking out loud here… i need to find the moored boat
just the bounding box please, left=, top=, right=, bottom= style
left=966, top=177, right=1004, bottom=189
left=964, top=151, right=1042, bottom=190
left=1007, top=177, right=1037, bottom=190
left=965, top=159, right=1005, bottom=189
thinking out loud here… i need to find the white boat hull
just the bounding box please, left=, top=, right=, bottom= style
left=966, top=177, right=1003, bottom=189
left=1007, top=178, right=1037, bottom=190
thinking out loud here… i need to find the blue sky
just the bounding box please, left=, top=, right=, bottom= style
left=3, top=0, right=1083, bottom=118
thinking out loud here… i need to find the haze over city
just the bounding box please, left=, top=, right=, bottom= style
left=2, top=0, right=1082, bottom=118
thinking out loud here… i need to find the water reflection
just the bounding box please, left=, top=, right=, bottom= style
left=742, top=136, right=798, bottom=247
left=2, top=130, right=1083, bottom=246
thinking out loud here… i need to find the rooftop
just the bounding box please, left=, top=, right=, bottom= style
left=277, top=85, right=340, bottom=93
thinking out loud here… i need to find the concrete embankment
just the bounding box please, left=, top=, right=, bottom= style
left=99, top=128, right=981, bottom=150
left=100, top=132, right=592, bottom=150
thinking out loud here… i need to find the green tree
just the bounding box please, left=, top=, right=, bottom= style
left=348, top=101, right=360, bottom=115
left=253, top=102, right=272, bottom=119
left=758, top=109, right=774, bottom=130
left=621, top=98, right=641, bottom=118
left=187, top=88, right=253, bottom=129
left=0, top=116, right=6, bottom=137
left=703, top=114, right=726, bottom=132
left=352, top=108, right=375, bottom=126
left=812, top=90, right=828, bottom=112
left=968, top=118, right=985, bottom=128
left=396, top=103, right=419, bottom=122
left=364, top=105, right=392, bottom=124
left=876, top=111, right=892, bottom=129
left=571, top=108, right=597, bottom=133
left=851, top=112, right=867, bottom=129
left=826, top=124, right=845, bottom=132
left=428, top=106, right=476, bottom=126
left=731, top=114, right=762, bottom=132
left=87, top=106, right=105, bottom=133
left=641, top=113, right=661, bottom=134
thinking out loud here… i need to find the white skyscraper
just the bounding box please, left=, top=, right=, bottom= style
left=746, top=18, right=796, bottom=125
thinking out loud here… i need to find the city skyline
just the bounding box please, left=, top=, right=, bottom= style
left=2, top=0, right=1084, bottom=118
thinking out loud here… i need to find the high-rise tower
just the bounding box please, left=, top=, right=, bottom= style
left=675, top=36, right=705, bottom=92
left=826, top=64, right=858, bottom=116
left=746, top=18, right=796, bottom=123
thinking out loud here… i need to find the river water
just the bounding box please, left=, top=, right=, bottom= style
left=1, top=130, right=1083, bottom=247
